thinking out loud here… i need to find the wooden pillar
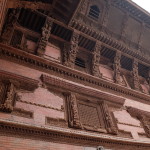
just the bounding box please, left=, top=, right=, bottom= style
left=132, top=59, right=140, bottom=90
left=92, top=41, right=102, bottom=78
left=63, top=30, right=79, bottom=68
left=0, top=0, right=8, bottom=34
left=113, top=51, right=121, bottom=84
left=37, top=18, right=53, bottom=56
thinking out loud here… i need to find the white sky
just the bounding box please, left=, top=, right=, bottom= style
left=131, top=0, right=150, bottom=13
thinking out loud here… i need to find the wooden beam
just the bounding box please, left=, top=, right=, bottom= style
left=7, top=0, right=52, bottom=11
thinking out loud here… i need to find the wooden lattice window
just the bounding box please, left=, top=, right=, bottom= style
left=66, top=93, right=118, bottom=134
left=78, top=101, right=105, bottom=132
left=88, top=5, right=100, bottom=20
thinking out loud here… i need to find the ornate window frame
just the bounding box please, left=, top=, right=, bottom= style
left=65, top=92, right=118, bottom=135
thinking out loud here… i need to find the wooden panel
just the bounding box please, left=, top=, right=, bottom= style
left=125, top=17, right=141, bottom=44
left=107, top=6, right=124, bottom=35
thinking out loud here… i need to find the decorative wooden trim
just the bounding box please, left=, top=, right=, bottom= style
left=0, top=69, right=39, bottom=91
left=1, top=44, right=150, bottom=104
left=112, top=0, right=150, bottom=26
left=41, top=74, right=125, bottom=106
left=127, top=107, right=150, bottom=119
left=101, top=101, right=118, bottom=135
left=0, top=119, right=150, bottom=148
left=65, top=92, right=82, bottom=129
left=70, top=20, right=150, bottom=65
left=8, top=0, right=52, bottom=11
left=63, top=30, right=79, bottom=68
left=113, top=51, right=121, bottom=84
left=132, top=59, right=141, bottom=91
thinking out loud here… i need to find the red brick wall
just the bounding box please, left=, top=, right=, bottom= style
left=0, top=134, right=84, bottom=150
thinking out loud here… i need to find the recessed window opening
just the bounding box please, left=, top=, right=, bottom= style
left=75, top=58, right=86, bottom=68
left=88, top=5, right=100, bottom=20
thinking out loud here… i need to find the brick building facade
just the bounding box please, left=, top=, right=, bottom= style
left=0, top=0, right=150, bottom=149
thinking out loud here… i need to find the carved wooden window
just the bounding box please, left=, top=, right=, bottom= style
left=66, top=93, right=118, bottom=135
left=88, top=5, right=100, bottom=20
left=75, top=57, right=86, bottom=68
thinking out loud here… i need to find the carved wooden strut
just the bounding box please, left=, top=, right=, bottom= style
left=63, top=31, right=79, bottom=68
left=132, top=59, right=140, bottom=90
left=92, top=42, right=102, bottom=78
left=113, top=51, right=121, bottom=83
left=37, top=18, right=53, bottom=56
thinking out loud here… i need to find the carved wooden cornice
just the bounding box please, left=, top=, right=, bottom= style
left=112, top=0, right=150, bottom=25
left=0, top=119, right=150, bottom=148
left=0, top=69, right=39, bottom=91
left=7, top=0, right=52, bottom=11
left=41, top=74, right=125, bottom=106
left=127, top=107, right=150, bottom=119
left=1, top=43, right=150, bottom=104
left=70, top=20, right=150, bottom=65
